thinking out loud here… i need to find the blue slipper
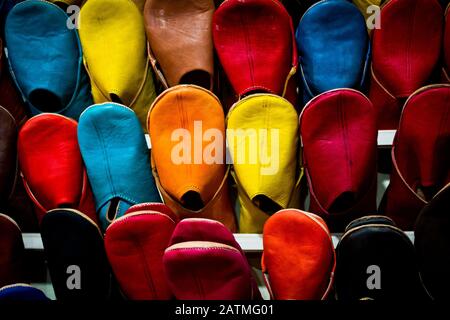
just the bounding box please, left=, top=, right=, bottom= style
left=78, top=103, right=161, bottom=231
left=296, top=0, right=370, bottom=104
left=4, top=0, right=92, bottom=119
left=0, top=284, right=49, bottom=301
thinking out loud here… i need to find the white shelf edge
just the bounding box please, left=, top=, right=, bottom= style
left=22, top=231, right=414, bottom=253
left=377, top=130, right=396, bottom=147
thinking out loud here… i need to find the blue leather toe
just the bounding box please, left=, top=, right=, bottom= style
left=296, top=0, right=370, bottom=104
left=4, top=0, right=92, bottom=120
left=78, top=103, right=161, bottom=231
left=0, top=284, right=49, bottom=301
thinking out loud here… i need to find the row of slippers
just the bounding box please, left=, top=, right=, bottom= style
left=1, top=186, right=449, bottom=301
left=2, top=0, right=450, bottom=132
left=1, top=84, right=448, bottom=235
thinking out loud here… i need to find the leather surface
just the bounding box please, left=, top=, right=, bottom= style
left=17, top=114, right=97, bottom=224
left=262, top=209, right=335, bottom=300
left=0, top=97, right=36, bottom=232
left=169, top=218, right=240, bottom=250
left=296, top=0, right=369, bottom=103
left=168, top=218, right=262, bottom=299
left=124, top=202, right=178, bottom=221
left=41, top=209, right=110, bottom=301
left=0, top=39, right=28, bottom=127
left=0, top=213, right=25, bottom=288
left=164, top=219, right=257, bottom=300
left=300, top=89, right=378, bottom=231
left=78, top=103, right=161, bottom=231
left=213, top=0, right=297, bottom=97
left=3, top=175, right=37, bottom=232
left=336, top=217, right=428, bottom=300
left=369, top=0, right=443, bottom=129
left=382, top=85, right=450, bottom=230
left=0, top=284, right=49, bottom=301
left=105, top=204, right=178, bottom=300
left=144, top=0, right=215, bottom=90
left=0, top=106, right=17, bottom=207
left=415, top=182, right=450, bottom=300
left=79, top=0, right=156, bottom=129
left=344, top=215, right=395, bottom=232
left=0, top=0, right=21, bottom=32
left=148, top=85, right=236, bottom=231
left=443, top=3, right=450, bottom=82
left=4, top=0, right=93, bottom=120
left=226, top=94, right=300, bottom=233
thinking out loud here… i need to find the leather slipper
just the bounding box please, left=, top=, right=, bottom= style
left=0, top=106, right=17, bottom=209
left=296, top=0, right=369, bottom=103
left=0, top=213, right=25, bottom=288
left=148, top=85, right=236, bottom=231
left=299, top=89, right=378, bottom=231
left=262, top=209, right=335, bottom=300
left=78, top=0, right=156, bottom=128
left=0, top=284, right=49, bottom=301
left=104, top=203, right=178, bottom=300
left=0, top=38, right=27, bottom=127
left=415, top=182, right=450, bottom=300
left=78, top=103, right=161, bottom=231
left=164, top=218, right=259, bottom=300
left=212, top=0, right=297, bottom=100
left=369, top=0, right=443, bottom=129
left=380, top=85, right=450, bottom=230
left=40, top=208, right=111, bottom=300
left=226, top=93, right=301, bottom=233
left=17, top=114, right=96, bottom=224
left=144, top=0, right=215, bottom=90
left=4, top=0, right=93, bottom=120
left=336, top=215, right=429, bottom=300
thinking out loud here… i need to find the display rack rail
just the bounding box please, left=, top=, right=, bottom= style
left=22, top=231, right=415, bottom=253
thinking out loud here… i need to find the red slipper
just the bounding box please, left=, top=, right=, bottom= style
left=369, top=0, right=443, bottom=129
left=163, top=218, right=260, bottom=300
left=212, top=0, right=297, bottom=100
left=104, top=203, right=178, bottom=300
left=17, top=114, right=97, bottom=224
left=299, top=89, right=378, bottom=231
left=381, top=84, right=450, bottom=230
left=262, top=209, right=335, bottom=300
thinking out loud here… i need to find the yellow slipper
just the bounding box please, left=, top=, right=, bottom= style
left=226, top=94, right=302, bottom=233
left=78, top=0, right=156, bottom=129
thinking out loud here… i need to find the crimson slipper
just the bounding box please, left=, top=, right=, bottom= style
left=369, top=0, right=443, bottom=129
left=299, top=89, right=378, bottom=231
left=104, top=203, right=178, bottom=300
left=381, top=85, right=450, bottom=230
left=163, top=218, right=260, bottom=300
